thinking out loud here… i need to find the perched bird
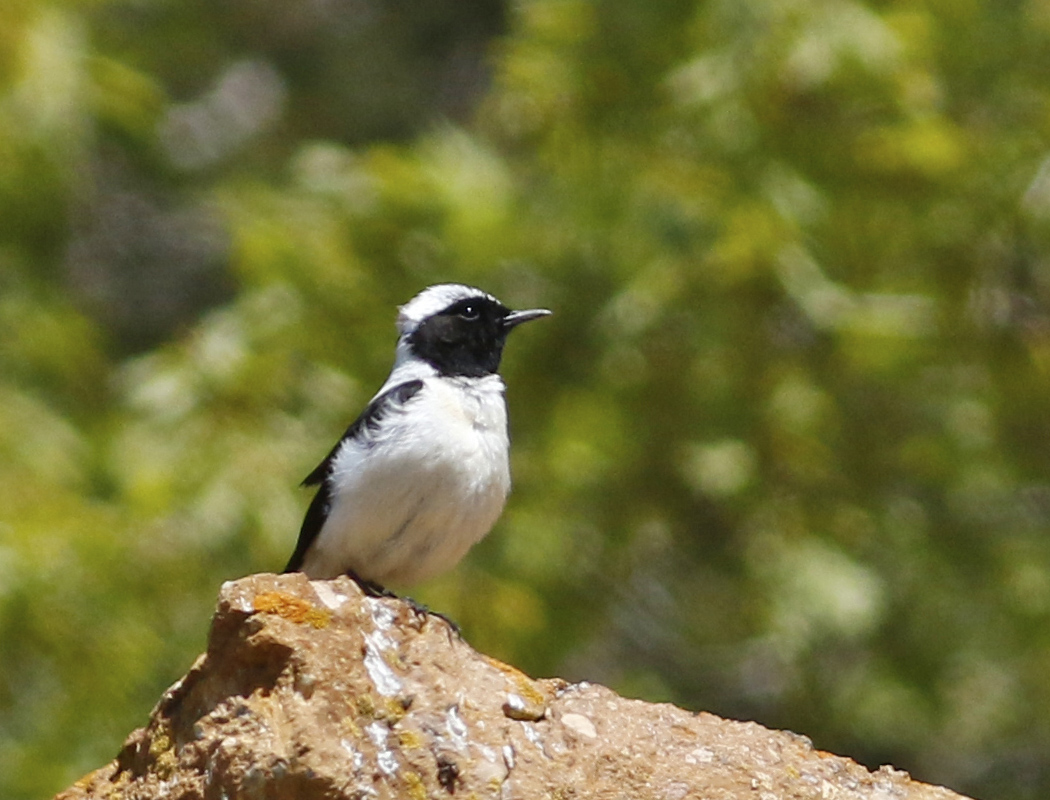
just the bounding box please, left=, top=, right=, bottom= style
left=284, top=283, right=551, bottom=590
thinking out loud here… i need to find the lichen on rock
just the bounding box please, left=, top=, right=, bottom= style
left=55, top=573, right=973, bottom=800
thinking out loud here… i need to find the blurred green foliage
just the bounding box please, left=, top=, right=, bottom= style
left=3, top=1, right=1050, bottom=798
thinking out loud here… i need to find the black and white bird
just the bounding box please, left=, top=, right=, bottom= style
left=284, top=283, right=551, bottom=589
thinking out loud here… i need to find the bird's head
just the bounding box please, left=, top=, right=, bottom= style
left=395, top=284, right=551, bottom=377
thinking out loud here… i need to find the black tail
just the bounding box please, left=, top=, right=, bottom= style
left=283, top=483, right=331, bottom=573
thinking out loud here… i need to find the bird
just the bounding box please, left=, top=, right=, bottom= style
left=284, top=283, right=551, bottom=592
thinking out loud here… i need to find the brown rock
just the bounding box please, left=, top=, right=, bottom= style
left=55, top=573, right=972, bottom=800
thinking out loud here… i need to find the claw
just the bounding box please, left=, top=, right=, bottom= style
left=345, top=570, right=395, bottom=598
left=343, top=570, right=461, bottom=638
left=426, top=607, right=463, bottom=639
left=404, top=596, right=462, bottom=638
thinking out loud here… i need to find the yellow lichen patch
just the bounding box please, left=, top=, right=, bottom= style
left=342, top=715, right=362, bottom=739
left=73, top=766, right=120, bottom=793
left=253, top=591, right=331, bottom=628
left=512, top=674, right=546, bottom=708
left=146, top=730, right=178, bottom=780
left=485, top=656, right=547, bottom=707
left=356, top=693, right=376, bottom=718
left=403, top=771, right=427, bottom=800
left=84, top=767, right=130, bottom=800
left=381, top=696, right=409, bottom=723
left=397, top=728, right=424, bottom=749
left=147, top=729, right=172, bottom=758
left=151, top=749, right=178, bottom=780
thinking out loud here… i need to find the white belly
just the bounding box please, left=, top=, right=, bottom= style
left=300, top=376, right=511, bottom=586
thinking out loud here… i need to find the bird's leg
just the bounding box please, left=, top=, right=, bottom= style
left=434, top=611, right=463, bottom=639
left=345, top=569, right=396, bottom=599
left=345, top=569, right=462, bottom=637
left=402, top=599, right=462, bottom=639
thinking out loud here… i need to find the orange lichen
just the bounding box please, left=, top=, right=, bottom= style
left=484, top=655, right=547, bottom=707
left=253, top=591, right=331, bottom=629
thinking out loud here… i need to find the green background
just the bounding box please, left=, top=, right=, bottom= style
left=3, top=1, right=1050, bottom=798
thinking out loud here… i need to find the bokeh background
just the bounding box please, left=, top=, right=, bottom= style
left=3, top=1, right=1050, bottom=798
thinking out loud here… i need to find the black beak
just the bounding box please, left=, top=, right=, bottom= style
left=502, top=308, right=552, bottom=330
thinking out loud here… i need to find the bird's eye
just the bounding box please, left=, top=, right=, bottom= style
left=459, top=304, right=480, bottom=320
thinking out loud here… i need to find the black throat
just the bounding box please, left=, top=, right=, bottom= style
left=406, top=297, right=511, bottom=378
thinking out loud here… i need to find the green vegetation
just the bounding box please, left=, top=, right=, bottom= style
left=3, top=1, right=1050, bottom=798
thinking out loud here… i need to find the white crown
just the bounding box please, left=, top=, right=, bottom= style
left=396, top=283, right=499, bottom=336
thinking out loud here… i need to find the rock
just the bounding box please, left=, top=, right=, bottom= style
left=55, top=573, right=972, bottom=800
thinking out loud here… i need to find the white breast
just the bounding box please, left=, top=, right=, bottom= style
left=300, top=374, right=511, bottom=586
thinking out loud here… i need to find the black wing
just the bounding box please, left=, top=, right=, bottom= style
left=283, top=379, right=424, bottom=573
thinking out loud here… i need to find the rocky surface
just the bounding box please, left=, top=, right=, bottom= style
left=56, top=573, right=972, bottom=800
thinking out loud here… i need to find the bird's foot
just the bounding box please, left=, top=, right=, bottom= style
left=403, top=597, right=462, bottom=638
left=345, top=570, right=396, bottom=599
left=344, top=570, right=461, bottom=637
